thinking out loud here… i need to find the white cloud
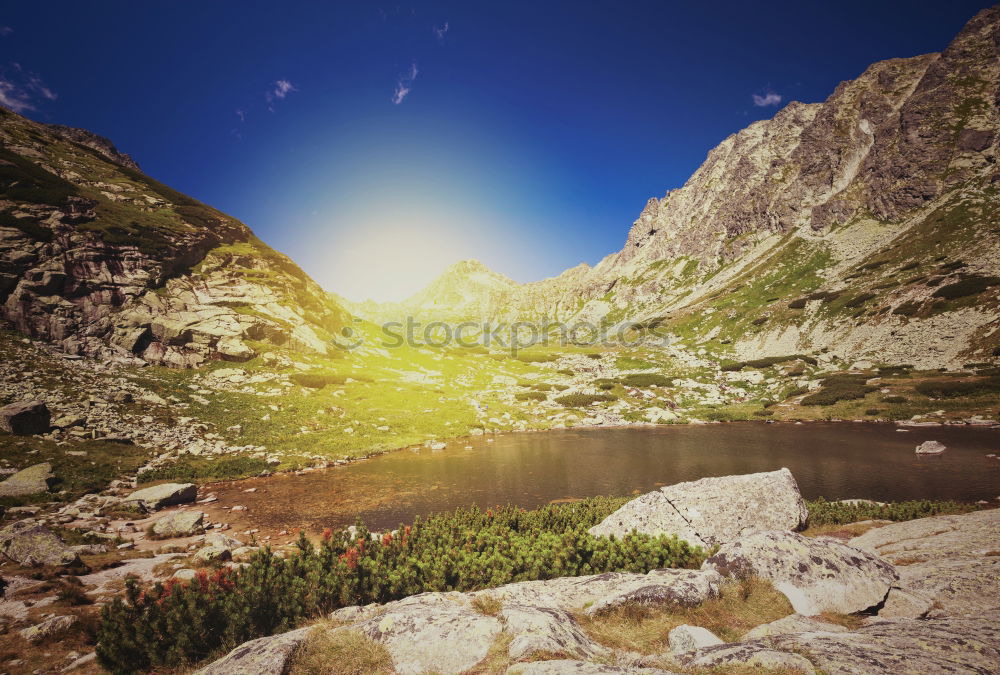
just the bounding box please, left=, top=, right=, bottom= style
left=265, top=79, right=297, bottom=110
left=752, top=91, right=782, bottom=107
left=433, top=22, right=449, bottom=42
left=235, top=108, right=246, bottom=122
left=0, top=63, right=56, bottom=113
left=392, top=62, right=418, bottom=105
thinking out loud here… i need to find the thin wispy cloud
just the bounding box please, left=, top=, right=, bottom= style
left=266, top=79, right=297, bottom=111
left=752, top=91, right=782, bottom=107
left=235, top=108, right=246, bottom=123
left=433, top=22, right=449, bottom=42
left=0, top=27, right=12, bottom=37
left=0, top=63, right=57, bottom=114
left=392, top=62, right=418, bottom=105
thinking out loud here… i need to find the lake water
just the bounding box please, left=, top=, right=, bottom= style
left=211, top=423, right=1000, bottom=533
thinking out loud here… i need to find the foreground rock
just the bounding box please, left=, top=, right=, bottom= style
left=681, top=613, right=1000, bottom=674
left=704, top=530, right=896, bottom=615
left=125, top=483, right=197, bottom=510
left=667, top=624, right=723, bottom=653
left=0, top=400, right=50, bottom=435
left=342, top=594, right=502, bottom=674
left=588, top=468, right=807, bottom=547
left=151, top=510, right=204, bottom=538
left=194, top=627, right=311, bottom=675
left=20, top=614, right=78, bottom=643
left=915, top=440, right=946, bottom=455
left=507, top=662, right=676, bottom=674
left=0, top=462, right=55, bottom=497
left=850, top=507, right=1000, bottom=616
left=0, top=522, right=80, bottom=567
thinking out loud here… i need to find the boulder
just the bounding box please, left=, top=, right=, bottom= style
left=584, top=569, right=721, bottom=615
left=0, top=522, right=80, bottom=567
left=0, top=462, right=55, bottom=497
left=677, top=642, right=815, bottom=672
left=194, top=545, right=231, bottom=564
left=19, top=614, right=78, bottom=643
left=727, top=612, right=1000, bottom=674
left=151, top=511, right=204, bottom=538
left=915, top=440, right=945, bottom=455
left=506, top=661, right=677, bottom=674
left=125, top=483, right=197, bottom=510
left=743, top=613, right=849, bottom=639
left=500, top=605, right=606, bottom=661
left=0, top=400, right=50, bottom=435
left=588, top=469, right=807, bottom=548
left=850, top=508, right=1000, bottom=616
left=704, top=530, right=896, bottom=615
left=667, top=624, right=723, bottom=653
left=345, top=593, right=501, bottom=674
left=194, top=626, right=310, bottom=674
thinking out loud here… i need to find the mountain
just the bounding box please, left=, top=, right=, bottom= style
left=359, top=6, right=1000, bottom=368
left=0, top=108, right=348, bottom=367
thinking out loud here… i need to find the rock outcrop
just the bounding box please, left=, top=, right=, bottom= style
left=0, top=107, right=349, bottom=367
left=0, top=522, right=80, bottom=567
left=588, top=468, right=807, bottom=547
left=704, top=530, right=897, bottom=615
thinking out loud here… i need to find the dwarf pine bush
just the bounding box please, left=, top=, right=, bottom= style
left=97, top=498, right=704, bottom=672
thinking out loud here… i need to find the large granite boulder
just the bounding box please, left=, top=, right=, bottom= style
left=500, top=604, right=606, bottom=661
left=0, top=400, right=50, bottom=435
left=583, top=568, right=721, bottom=615
left=151, top=510, right=204, bottom=538
left=588, top=469, right=807, bottom=547
left=124, top=483, right=197, bottom=510
left=193, top=626, right=310, bottom=674
left=0, top=522, right=80, bottom=567
left=19, top=614, right=78, bottom=643
left=704, top=530, right=896, bottom=615
left=850, top=508, right=1000, bottom=616
left=340, top=593, right=501, bottom=674
left=743, top=613, right=849, bottom=640
left=0, top=462, right=55, bottom=497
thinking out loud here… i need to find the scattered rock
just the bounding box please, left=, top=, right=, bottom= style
left=151, top=511, right=205, bottom=538
left=0, top=462, right=55, bottom=497
left=668, top=624, right=723, bottom=653
left=0, top=522, right=80, bottom=567
left=589, top=469, right=807, bottom=548
left=705, top=530, right=896, bottom=615
left=584, top=569, right=721, bottom=615
left=20, top=614, right=78, bottom=643
left=125, top=483, right=197, bottom=510
left=506, top=661, right=676, bottom=674
left=500, top=604, right=606, bottom=661
left=0, top=400, right=50, bottom=435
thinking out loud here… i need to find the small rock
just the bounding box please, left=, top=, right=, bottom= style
left=915, top=440, right=946, bottom=455
left=668, top=624, right=723, bottom=653
left=152, top=511, right=205, bottom=538
left=125, top=483, right=197, bottom=510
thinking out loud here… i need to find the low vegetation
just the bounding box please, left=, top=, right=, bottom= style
left=96, top=498, right=704, bottom=671
left=554, top=393, right=617, bottom=407
left=915, top=376, right=1000, bottom=398
left=290, top=624, right=393, bottom=675
left=136, top=456, right=270, bottom=484
left=800, top=374, right=876, bottom=406
left=578, top=577, right=792, bottom=652
left=806, top=498, right=978, bottom=526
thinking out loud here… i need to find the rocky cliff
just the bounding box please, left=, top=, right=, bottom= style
left=355, top=6, right=1000, bottom=368
left=0, top=107, right=347, bottom=367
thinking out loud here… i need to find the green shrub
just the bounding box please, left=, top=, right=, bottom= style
left=844, top=293, right=877, bottom=308
left=557, top=369, right=575, bottom=376
left=96, top=499, right=704, bottom=672
left=931, top=275, right=1000, bottom=300
left=620, top=373, right=673, bottom=387
left=877, top=365, right=912, bottom=377
left=751, top=317, right=767, bottom=326
left=806, top=498, right=977, bottom=527
left=516, top=353, right=557, bottom=363
left=864, top=408, right=881, bottom=416
left=290, top=373, right=346, bottom=389
left=137, top=457, right=270, bottom=483
left=554, top=393, right=617, bottom=407
left=787, top=298, right=807, bottom=309
left=915, top=376, right=1000, bottom=398
left=515, top=391, right=547, bottom=401
left=881, top=395, right=907, bottom=403
left=892, top=301, right=921, bottom=317
left=800, top=374, right=876, bottom=406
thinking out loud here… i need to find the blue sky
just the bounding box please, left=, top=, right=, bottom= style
left=0, top=1, right=991, bottom=301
